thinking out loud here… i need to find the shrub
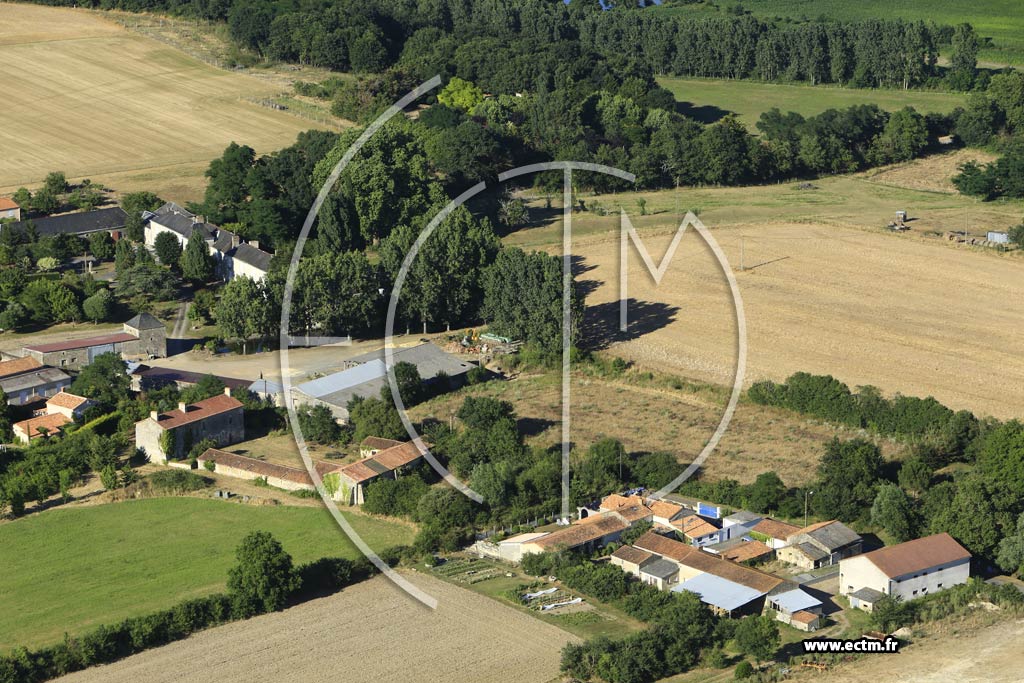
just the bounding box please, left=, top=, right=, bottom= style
left=734, top=660, right=754, bottom=679
left=146, top=469, right=212, bottom=494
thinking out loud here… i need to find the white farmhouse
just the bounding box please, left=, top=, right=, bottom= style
left=839, top=533, right=971, bottom=612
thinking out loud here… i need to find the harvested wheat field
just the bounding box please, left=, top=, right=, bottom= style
left=54, top=572, right=576, bottom=683
left=861, top=148, right=1000, bottom=194
left=564, top=220, right=1024, bottom=420
left=0, top=4, right=337, bottom=200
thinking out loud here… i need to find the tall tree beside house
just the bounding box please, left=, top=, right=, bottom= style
left=114, top=237, right=135, bottom=276
left=82, top=288, right=113, bottom=323
left=733, top=614, right=780, bottom=664
left=870, top=483, right=918, bottom=542
left=180, top=229, right=215, bottom=285
left=0, top=388, right=11, bottom=442
left=71, top=352, right=132, bottom=411
left=47, top=283, right=81, bottom=323
left=120, top=191, right=163, bottom=242
left=88, top=231, right=115, bottom=262
left=199, top=142, right=257, bottom=224
left=153, top=231, right=183, bottom=268
left=216, top=275, right=271, bottom=353
left=227, top=531, right=299, bottom=617
left=812, top=438, right=885, bottom=522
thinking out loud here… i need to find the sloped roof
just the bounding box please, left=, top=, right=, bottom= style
left=720, top=540, right=772, bottom=564
left=0, top=356, right=42, bottom=380
left=849, top=587, right=886, bottom=603
left=752, top=518, right=801, bottom=540
left=674, top=515, right=720, bottom=539
left=648, top=499, right=685, bottom=521
left=531, top=514, right=627, bottom=551
left=124, top=312, right=164, bottom=330
left=150, top=394, right=243, bottom=430
left=133, top=366, right=251, bottom=391
left=294, top=359, right=387, bottom=399
left=0, top=367, right=70, bottom=394
left=634, top=530, right=703, bottom=563
left=7, top=207, right=127, bottom=237
left=229, top=242, right=273, bottom=273
left=771, top=588, right=822, bottom=614
left=633, top=531, right=785, bottom=594
left=360, top=436, right=402, bottom=452
left=197, top=449, right=314, bottom=486
left=793, top=542, right=830, bottom=562
left=641, top=558, right=679, bottom=580
left=24, top=332, right=137, bottom=353
left=13, top=412, right=71, bottom=438
left=149, top=202, right=214, bottom=240
left=600, top=493, right=646, bottom=511
left=791, top=520, right=862, bottom=551
left=860, top=533, right=971, bottom=579
left=336, top=440, right=428, bottom=484
left=672, top=573, right=764, bottom=612
left=249, top=378, right=284, bottom=395
left=45, top=391, right=90, bottom=410
left=343, top=343, right=475, bottom=379
left=0, top=198, right=20, bottom=211
left=791, top=610, right=820, bottom=625
left=611, top=545, right=654, bottom=566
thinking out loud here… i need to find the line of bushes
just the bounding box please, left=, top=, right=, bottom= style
left=0, top=536, right=387, bottom=683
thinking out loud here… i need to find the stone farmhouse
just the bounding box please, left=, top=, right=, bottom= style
left=135, top=390, right=244, bottom=462
left=22, top=312, right=166, bottom=371
left=143, top=202, right=272, bottom=281
left=840, top=533, right=971, bottom=612
left=777, top=520, right=863, bottom=570
left=0, top=198, right=21, bottom=222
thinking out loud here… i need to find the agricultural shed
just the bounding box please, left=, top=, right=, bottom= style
left=671, top=573, right=764, bottom=615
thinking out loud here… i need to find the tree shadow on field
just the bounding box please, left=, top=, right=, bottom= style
left=517, top=416, right=557, bottom=438
left=674, top=101, right=732, bottom=124
left=582, top=298, right=680, bottom=350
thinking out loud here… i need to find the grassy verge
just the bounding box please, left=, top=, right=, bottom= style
left=0, top=497, right=414, bottom=650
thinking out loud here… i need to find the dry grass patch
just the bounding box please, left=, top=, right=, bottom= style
left=0, top=4, right=341, bottom=202
left=861, top=148, right=1001, bottom=194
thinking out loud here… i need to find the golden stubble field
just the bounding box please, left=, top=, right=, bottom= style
left=571, top=220, right=1024, bottom=420
left=0, top=4, right=337, bottom=201
left=53, top=572, right=577, bottom=683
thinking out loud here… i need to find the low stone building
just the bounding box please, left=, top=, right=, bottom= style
left=135, top=390, right=244, bottom=462
left=23, top=313, right=166, bottom=370
left=778, top=520, right=863, bottom=570
left=325, top=439, right=426, bottom=505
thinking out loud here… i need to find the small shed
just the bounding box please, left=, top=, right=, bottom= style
left=848, top=586, right=886, bottom=612
left=987, top=231, right=1009, bottom=244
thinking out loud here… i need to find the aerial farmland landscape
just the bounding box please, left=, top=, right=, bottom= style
left=1, top=1, right=1023, bottom=682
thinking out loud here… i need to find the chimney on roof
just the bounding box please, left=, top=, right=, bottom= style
left=249, top=239, right=260, bottom=250
left=223, top=387, right=232, bottom=397
left=150, top=410, right=159, bottom=421
left=231, top=234, right=240, bottom=248
left=178, top=401, right=187, bottom=413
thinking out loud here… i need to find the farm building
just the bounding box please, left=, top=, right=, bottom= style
left=748, top=518, right=801, bottom=549
left=519, top=514, right=629, bottom=556
left=0, top=357, right=71, bottom=405
left=248, top=378, right=284, bottom=406
left=0, top=198, right=21, bottom=222
left=129, top=365, right=252, bottom=393
left=610, top=545, right=656, bottom=577
left=778, top=520, right=863, bottom=570
left=3, top=206, right=128, bottom=239
left=135, top=390, right=244, bottom=462
left=673, top=514, right=723, bottom=546
left=324, top=439, right=427, bottom=505
left=632, top=530, right=795, bottom=616
left=359, top=436, right=403, bottom=457
left=640, top=558, right=681, bottom=590
left=720, top=510, right=764, bottom=541
left=708, top=538, right=774, bottom=564
left=23, top=312, right=166, bottom=370
left=44, top=391, right=92, bottom=420
left=839, top=533, right=971, bottom=611
left=291, top=343, right=476, bottom=421
left=12, top=412, right=71, bottom=443
left=143, top=202, right=273, bottom=281
left=198, top=449, right=316, bottom=493
left=987, top=231, right=1009, bottom=244
left=767, top=588, right=824, bottom=631
left=647, top=498, right=687, bottom=527
left=491, top=532, right=552, bottom=564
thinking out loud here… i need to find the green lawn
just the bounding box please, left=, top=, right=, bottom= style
left=658, top=77, right=966, bottom=129
left=653, top=0, right=1024, bottom=65
left=0, top=498, right=414, bottom=651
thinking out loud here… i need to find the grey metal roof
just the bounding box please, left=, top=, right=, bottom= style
left=249, top=378, right=283, bottom=394
left=803, top=522, right=861, bottom=551
left=295, top=359, right=387, bottom=400
left=5, top=207, right=127, bottom=237
left=725, top=510, right=762, bottom=524
left=770, top=588, right=822, bottom=614
left=640, top=558, right=679, bottom=581
left=672, top=573, right=764, bottom=612
left=229, top=242, right=273, bottom=273
left=0, top=367, right=71, bottom=393
left=123, top=312, right=163, bottom=330
left=849, top=587, right=886, bottom=604
left=343, top=343, right=475, bottom=379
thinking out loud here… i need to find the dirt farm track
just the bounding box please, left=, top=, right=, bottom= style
left=53, top=572, right=576, bottom=683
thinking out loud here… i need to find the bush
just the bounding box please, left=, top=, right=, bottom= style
left=734, top=660, right=754, bottom=679
left=146, top=469, right=212, bottom=494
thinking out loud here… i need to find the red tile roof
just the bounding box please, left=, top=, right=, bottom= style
left=46, top=391, right=90, bottom=410
left=611, top=545, right=654, bottom=566
left=198, top=449, right=314, bottom=486
left=0, top=198, right=19, bottom=211
left=360, top=436, right=402, bottom=452
left=0, top=356, right=42, bottom=379
left=152, top=394, right=243, bottom=429
left=752, top=518, right=801, bottom=539
left=24, top=332, right=137, bottom=353
left=674, top=515, right=720, bottom=539
left=791, top=610, right=819, bottom=625
left=372, top=440, right=425, bottom=469
left=600, top=493, right=646, bottom=511
left=633, top=531, right=785, bottom=594
left=339, top=459, right=382, bottom=484
left=13, top=413, right=71, bottom=439
left=531, top=515, right=628, bottom=551
left=720, top=540, right=773, bottom=564
left=861, top=533, right=971, bottom=579
left=648, top=499, right=685, bottom=521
